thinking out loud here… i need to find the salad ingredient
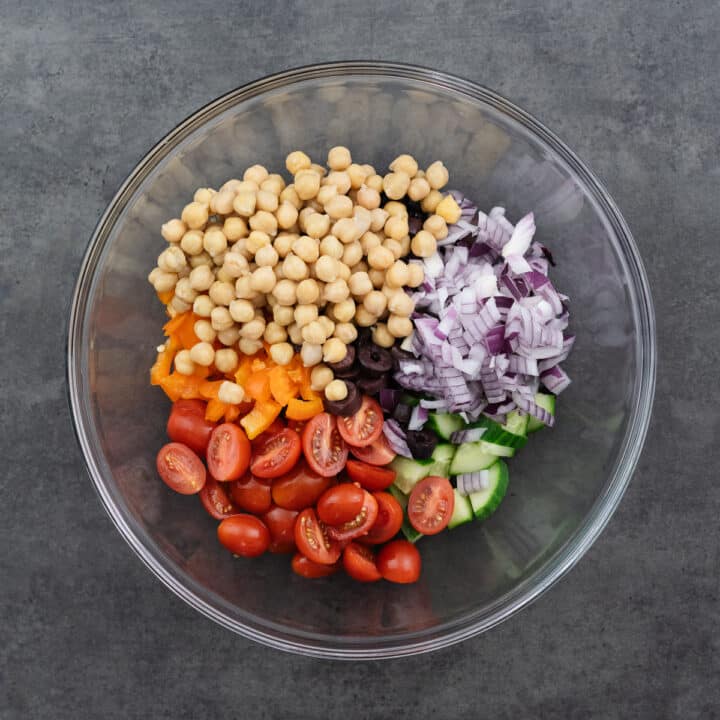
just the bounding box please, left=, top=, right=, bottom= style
left=261, top=505, right=298, bottom=554
left=466, top=460, right=509, bottom=519
left=249, top=427, right=302, bottom=478
left=230, top=473, right=273, bottom=514
left=345, top=459, right=396, bottom=491
left=405, top=428, right=437, bottom=460
left=337, top=396, right=383, bottom=447
left=348, top=434, right=396, bottom=466
left=166, top=399, right=215, bottom=456
left=362, top=491, right=404, bottom=544
left=206, top=423, right=251, bottom=481
left=317, top=484, right=365, bottom=526
left=324, top=379, right=348, bottom=401
left=270, top=461, right=334, bottom=511
left=156, top=442, right=207, bottom=495
left=294, top=508, right=342, bottom=565
left=343, top=543, right=382, bottom=582
left=447, top=489, right=474, bottom=529
left=322, top=379, right=362, bottom=416
left=377, top=540, right=421, bottom=584
left=526, top=392, right=556, bottom=432
left=301, top=413, right=348, bottom=476
left=387, top=485, right=424, bottom=543
left=217, top=514, right=271, bottom=558
left=291, top=553, right=340, bottom=578
left=199, top=476, right=240, bottom=520
left=407, top=476, right=454, bottom=535
left=358, top=342, right=393, bottom=376
left=448, top=441, right=496, bottom=475
left=325, top=490, right=378, bottom=542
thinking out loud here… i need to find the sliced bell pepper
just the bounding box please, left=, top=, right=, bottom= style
left=193, top=364, right=211, bottom=379
left=150, top=336, right=180, bottom=385
left=234, top=356, right=254, bottom=387
left=175, top=312, right=200, bottom=350
left=205, top=398, right=227, bottom=422
left=159, top=372, right=204, bottom=402
left=268, top=365, right=299, bottom=406
left=224, top=404, right=242, bottom=423
left=285, top=396, right=324, bottom=421
left=240, top=399, right=282, bottom=439
left=199, top=380, right=224, bottom=400
left=157, top=289, right=174, bottom=304
left=244, top=369, right=271, bottom=403
left=163, top=312, right=188, bottom=336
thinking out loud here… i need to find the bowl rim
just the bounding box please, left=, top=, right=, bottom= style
left=67, top=60, right=656, bottom=659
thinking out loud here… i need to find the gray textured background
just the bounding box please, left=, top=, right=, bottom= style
left=2, top=2, right=718, bottom=718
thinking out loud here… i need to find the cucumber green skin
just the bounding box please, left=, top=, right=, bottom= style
left=470, top=417, right=527, bottom=450
left=504, top=410, right=529, bottom=437
left=427, top=412, right=465, bottom=441
left=390, top=456, right=433, bottom=494
left=449, top=442, right=497, bottom=475
left=388, top=484, right=423, bottom=542
left=527, top=393, right=556, bottom=433
left=479, top=440, right=515, bottom=458
left=469, top=460, right=509, bottom=520
left=448, top=489, right=473, bottom=529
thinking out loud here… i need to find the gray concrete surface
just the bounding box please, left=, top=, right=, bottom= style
left=1, top=2, right=718, bottom=718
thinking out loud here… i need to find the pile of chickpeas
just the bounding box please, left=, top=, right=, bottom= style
left=148, top=148, right=463, bottom=405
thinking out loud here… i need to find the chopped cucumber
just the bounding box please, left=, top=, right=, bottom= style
left=527, top=393, right=556, bottom=433
left=471, top=416, right=527, bottom=450
left=390, top=456, right=433, bottom=494
left=427, top=412, right=465, bottom=441
left=448, top=489, right=473, bottom=529
left=479, top=440, right=516, bottom=458
left=503, top=410, right=529, bottom=438
left=388, top=484, right=423, bottom=542
left=468, top=460, right=509, bottom=520
left=449, top=442, right=497, bottom=475
left=427, top=443, right=456, bottom=477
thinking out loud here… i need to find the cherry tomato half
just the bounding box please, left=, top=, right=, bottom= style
left=250, top=427, right=301, bottom=479
left=166, top=399, right=215, bottom=456
left=156, top=442, right=206, bottom=495
left=251, top=418, right=286, bottom=450
left=362, top=491, right=403, bottom=545
left=207, top=423, right=251, bottom=482
left=337, top=396, right=383, bottom=448
left=377, top=539, right=421, bottom=584
left=345, top=459, right=396, bottom=491
left=230, top=472, right=273, bottom=515
left=301, top=413, right=348, bottom=477
left=349, top=433, right=396, bottom=466
left=199, top=475, right=240, bottom=519
left=316, top=483, right=365, bottom=526
left=294, top=508, right=342, bottom=565
left=261, top=505, right=298, bottom=554
left=326, top=490, right=378, bottom=543
left=407, top=476, right=455, bottom=535
left=291, top=552, right=340, bottom=578
left=343, top=542, right=382, bottom=582
left=271, top=460, right=335, bottom=511
left=217, top=514, right=270, bottom=558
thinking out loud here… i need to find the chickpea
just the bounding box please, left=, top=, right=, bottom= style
left=368, top=268, right=386, bottom=289
left=337, top=262, right=351, bottom=282
left=211, top=188, right=235, bottom=215
left=256, top=189, right=279, bottom=214
left=170, top=296, right=191, bottom=313
left=388, top=289, right=415, bottom=316
left=213, top=251, right=226, bottom=267
left=296, top=278, right=320, bottom=304
left=187, top=264, right=213, bottom=292
left=280, top=184, right=302, bottom=209
left=341, top=241, right=363, bottom=267
left=384, top=201, right=408, bottom=218
left=223, top=216, right=248, bottom=241
left=411, top=230, right=437, bottom=258
left=295, top=169, right=321, bottom=200
left=366, top=174, right=384, bottom=192
left=387, top=314, right=414, bottom=338
left=385, top=215, right=409, bottom=241
left=353, top=206, right=372, bottom=235
left=310, top=163, right=327, bottom=178
left=246, top=230, right=270, bottom=255
left=294, top=304, right=318, bottom=328
left=234, top=180, right=258, bottom=193
left=348, top=271, right=373, bottom=296
left=317, top=184, right=338, bottom=206
left=389, top=154, right=419, bottom=177
left=174, top=349, right=195, bottom=375
left=190, top=341, right=215, bottom=366
left=250, top=266, right=277, bottom=293
left=360, top=231, right=381, bottom=254
left=275, top=201, right=298, bottom=230
left=210, top=306, right=234, bottom=332
left=325, top=379, right=348, bottom=402
left=272, top=278, right=298, bottom=306
left=407, top=262, right=425, bottom=288
left=292, top=235, right=320, bottom=264
left=421, top=189, right=443, bottom=213
left=244, top=164, right=269, bottom=185
left=383, top=260, right=408, bottom=289
left=181, top=201, right=209, bottom=230
left=326, top=146, right=350, bottom=171
left=317, top=315, right=335, bottom=337
left=384, top=238, right=403, bottom=260
left=283, top=253, right=309, bottom=281
left=301, top=321, right=328, bottom=345
left=296, top=342, right=321, bottom=367
left=219, top=255, right=247, bottom=283
left=425, top=160, right=450, bottom=190
left=383, top=171, right=411, bottom=200
left=218, top=380, right=245, bottom=405
left=315, top=255, right=339, bottom=282
left=334, top=322, right=358, bottom=344
left=249, top=210, right=278, bottom=236
left=262, top=321, right=287, bottom=345
left=372, top=323, right=395, bottom=348
left=423, top=213, right=449, bottom=240
left=273, top=304, right=294, bottom=326
left=238, top=338, right=263, bottom=355
left=235, top=276, right=258, bottom=300
left=356, top=185, right=381, bottom=210
left=255, top=244, right=279, bottom=267
left=324, top=278, right=350, bottom=303
left=332, top=298, right=356, bottom=323
left=158, top=245, right=186, bottom=274
left=324, top=171, right=351, bottom=195
left=286, top=150, right=312, bottom=175
left=346, top=163, right=367, bottom=189
left=361, top=164, right=376, bottom=176
left=368, top=244, right=394, bottom=270
left=287, top=322, right=303, bottom=345
left=252, top=293, right=268, bottom=309
left=229, top=298, right=255, bottom=323
left=350, top=259, right=369, bottom=274
left=310, top=364, right=334, bottom=392
left=215, top=348, right=239, bottom=374
left=320, top=235, right=344, bottom=260
left=231, top=237, right=251, bottom=258
left=407, top=177, right=431, bottom=202
left=305, top=213, right=331, bottom=239
left=262, top=174, right=285, bottom=195
left=363, top=290, right=387, bottom=316
left=332, top=217, right=361, bottom=244
left=209, top=280, right=234, bottom=306
left=194, top=319, right=217, bottom=343
left=322, top=338, right=347, bottom=364
left=232, top=190, right=255, bottom=217
left=354, top=306, right=376, bottom=327
left=435, top=195, right=462, bottom=224
left=297, top=206, right=314, bottom=233
left=193, top=294, right=215, bottom=317
left=370, top=208, right=389, bottom=232
left=269, top=342, right=294, bottom=366
left=218, top=326, right=241, bottom=346
left=324, top=194, right=353, bottom=220
left=240, top=317, right=266, bottom=340
left=161, top=218, right=187, bottom=243
left=179, top=229, right=203, bottom=256
left=274, top=232, right=296, bottom=258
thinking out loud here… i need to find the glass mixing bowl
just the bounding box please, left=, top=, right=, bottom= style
left=67, top=62, right=655, bottom=659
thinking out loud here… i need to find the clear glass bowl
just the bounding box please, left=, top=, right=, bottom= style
left=67, top=62, right=655, bottom=659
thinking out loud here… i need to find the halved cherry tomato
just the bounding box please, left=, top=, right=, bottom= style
left=199, top=475, right=240, bottom=519
left=291, top=552, right=340, bottom=578
left=377, top=539, right=421, bottom=584
left=287, top=419, right=306, bottom=435
left=250, top=428, right=301, bottom=479
left=345, top=459, right=396, bottom=491
left=156, top=442, right=206, bottom=495
left=316, top=483, right=365, bottom=526
left=251, top=418, right=285, bottom=449
left=206, top=423, right=251, bottom=482
left=301, top=413, right=348, bottom=477
left=343, top=542, right=382, bottom=582
left=230, top=472, right=273, bottom=515
left=294, top=509, right=342, bottom=565
left=337, top=396, right=383, bottom=447
left=362, top=491, right=403, bottom=544
left=217, top=514, right=270, bottom=558
left=407, top=476, right=455, bottom=535
left=166, top=399, right=215, bottom=456
left=271, top=461, right=334, bottom=511
left=349, top=434, right=396, bottom=466
left=262, top=505, right=299, bottom=554
left=326, top=490, right=378, bottom=543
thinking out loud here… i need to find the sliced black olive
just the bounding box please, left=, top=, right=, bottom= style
left=358, top=343, right=393, bottom=378
left=327, top=344, right=356, bottom=374
left=333, top=363, right=360, bottom=380
left=322, top=380, right=362, bottom=416
left=392, top=402, right=412, bottom=425
left=357, top=374, right=388, bottom=395
left=406, top=429, right=437, bottom=460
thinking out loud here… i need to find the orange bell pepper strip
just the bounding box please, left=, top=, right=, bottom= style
left=205, top=398, right=227, bottom=422
left=150, top=336, right=180, bottom=385
left=175, top=313, right=200, bottom=350
left=234, top=356, right=254, bottom=387
left=199, top=380, right=224, bottom=400
left=159, top=372, right=204, bottom=402
left=163, top=312, right=188, bottom=336
left=193, top=364, right=211, bottom=379
left=285, top=396, right=324, bottom=421
left=268, top=365, right=299, bottom=405
left=224, top=404, right=241, bottom=423
left=157, top=289, right=174, bottom=304
left=240, top=399, right=282, bottom=439
left=244, top=369, right=271, bottom=403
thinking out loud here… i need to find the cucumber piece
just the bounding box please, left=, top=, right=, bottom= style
left=388, top=484, right=423, bottom=543
left=479, top=440, right=516, bottom=458
left=449, top=442, right=497, bottom=475
left=427, top=412, right=465, bottom=441
left=471, top=417, right=527, bottom=450
left=448, top=489, right=473, bottom=529
left=427, top=443, right=456, bottom=477
left=468, top=460, right=509, bottom=520
left=527, top=393, right=556, bottom=433
left=503, top=410, right=529, bottom=438
left=390, top=456, right=433, bottom=494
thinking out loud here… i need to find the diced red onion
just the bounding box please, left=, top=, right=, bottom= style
left=382, top=419, right=413, bottom=458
